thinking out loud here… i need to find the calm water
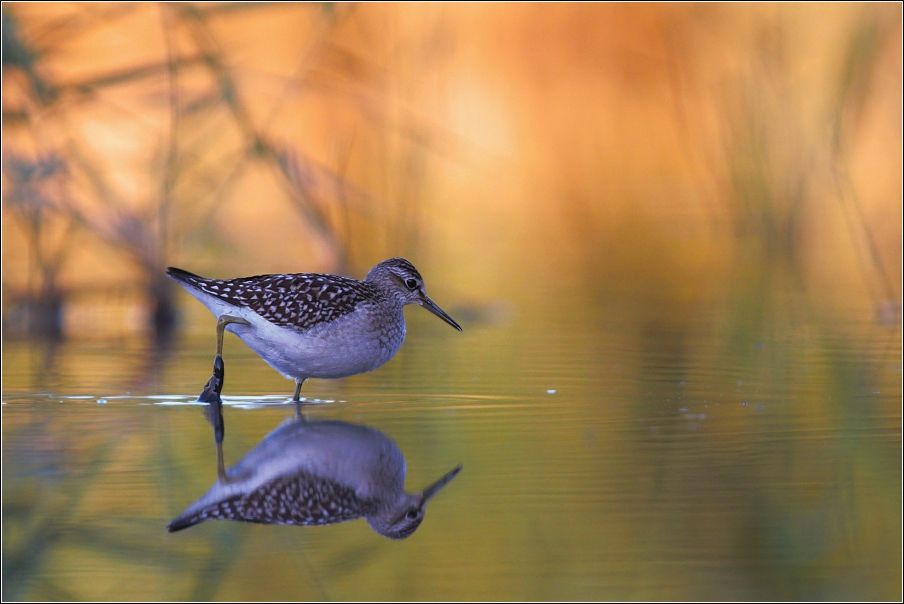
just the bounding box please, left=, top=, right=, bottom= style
left=3, top=294, right=901, bottom=600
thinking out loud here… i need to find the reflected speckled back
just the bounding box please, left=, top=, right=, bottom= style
left=168, top=419, right=462, bottom=540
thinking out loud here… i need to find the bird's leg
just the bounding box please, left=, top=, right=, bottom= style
left=206, top=316, right=248, bottom=484
left=211, top=401, right=228, bottom=483
left=216, top=440, right=227, bottom=482
left=216, top=315, right=251, bottom=357
left=198, top=354, right=225, bottom=403
left=197, top=356, right=230, bottom=483
left=293, top=379, right=307, bottom=421
left=213, top=405, right=250, bottom=485
left=207, top=386, right=242, bottom=484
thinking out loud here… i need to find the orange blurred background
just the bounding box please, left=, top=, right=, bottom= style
left=2, top=3, right=901, bottom=334
left=2, top=5, right=902, bottom=600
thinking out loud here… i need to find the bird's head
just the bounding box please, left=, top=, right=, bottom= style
left=365, top=258, right=462, bottom=331
left=366, top=464, right=463, bottom=540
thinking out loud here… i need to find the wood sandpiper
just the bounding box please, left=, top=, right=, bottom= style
left=167, top=416, right=462, bottom=539
left=167, top=257, right=462, bottom=400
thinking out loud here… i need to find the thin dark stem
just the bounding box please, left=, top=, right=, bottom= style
left=160, top=3, right=181, bottom=271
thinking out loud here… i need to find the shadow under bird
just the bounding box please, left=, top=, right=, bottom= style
left=167, top=258, right=462, bottom=400
left=167, top=418, right=462, bottom=539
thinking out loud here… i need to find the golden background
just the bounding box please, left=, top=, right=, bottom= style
left=2, top=3, right=901, bottom=601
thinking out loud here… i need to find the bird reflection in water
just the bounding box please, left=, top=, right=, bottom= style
left=169, top=357, right=462, bottom=539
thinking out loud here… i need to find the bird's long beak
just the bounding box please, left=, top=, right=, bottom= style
left=422, top=297, right=463, bottom=331
left=419, top=464, right=463, bottom=505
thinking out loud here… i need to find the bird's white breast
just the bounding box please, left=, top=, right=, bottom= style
left=231, top=302, right=406, bottom=380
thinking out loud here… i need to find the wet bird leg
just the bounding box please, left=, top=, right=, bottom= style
left=196, top=354, right=230, bottom=482
left=216, top=315, right=250, bottom=357
left=292, top=378, right=305, bottom=403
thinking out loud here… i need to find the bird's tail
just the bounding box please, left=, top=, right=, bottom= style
left=166, top=266, right=203, bottom=286
left=167, top=512, right=203, bottom=533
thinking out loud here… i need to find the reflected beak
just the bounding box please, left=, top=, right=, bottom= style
left=422, top=296, right=463, bottom=331
left=420, top=464, right=463, bottom=504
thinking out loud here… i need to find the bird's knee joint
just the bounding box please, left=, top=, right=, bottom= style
left=218, top=315, right=251, bottom=330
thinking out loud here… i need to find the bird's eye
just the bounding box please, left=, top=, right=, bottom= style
left=405, top=278, right=418, bottom=290
left=406, top=509, right=418, bottom=519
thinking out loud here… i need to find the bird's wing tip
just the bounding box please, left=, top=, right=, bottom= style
left=166, top=267, right=200, bottom=283
left=166, top=515, right=199, bottom=532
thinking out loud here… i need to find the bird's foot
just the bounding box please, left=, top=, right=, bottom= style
left=197, top=355, right=225, bottom=404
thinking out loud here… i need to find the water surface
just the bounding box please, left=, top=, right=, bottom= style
left=3, top=298, right=901, bottom=600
